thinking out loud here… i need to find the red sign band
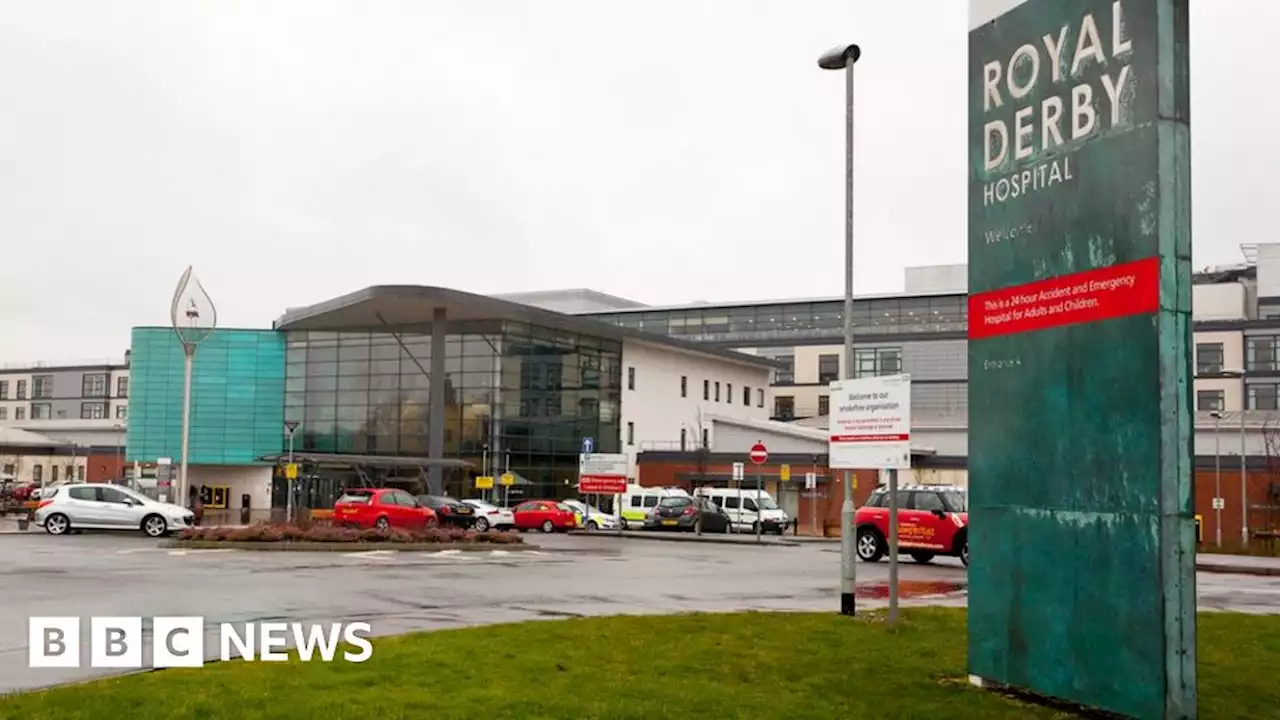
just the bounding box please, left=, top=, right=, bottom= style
left=830, top=433, right=910, bottom=443
left=967, top=257, right=1160, bottom=340
left=579, top=477, right=627, bottom=494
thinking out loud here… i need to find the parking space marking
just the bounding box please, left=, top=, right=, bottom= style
left=343, top=550, right=396, bottom=560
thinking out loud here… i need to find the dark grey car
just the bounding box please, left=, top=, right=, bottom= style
left=643, top=496, right=732, bottom=533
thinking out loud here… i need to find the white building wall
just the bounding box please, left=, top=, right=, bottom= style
left=0, top=452, right=87, bottom=484
left=620, top=341, right=770, bottom=474
left=1193, top=283, right=1250, bottom=321
left=189, top=465, right=273, bottom=513
left=1193, top=330, right=1245, bottom=411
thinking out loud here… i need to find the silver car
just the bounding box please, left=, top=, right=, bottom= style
left=34, top=483, right=195, bottom=538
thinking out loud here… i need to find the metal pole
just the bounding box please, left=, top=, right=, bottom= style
left=178, top=344, right=194, bottom=508
left=747, top=468, right=757, bottom=540
left=1241, top=411, right=1249, bottom=547
left=286, top=428, right=295, bottom=523
left=838, top=52, right=858, bottom=617
left=503, top=451, right=510, bottom=509
left=1214, top=415, right=1222, bottom=548
left=115, top=429, right=122, bottom=482
left=482, top=447, right=489, bottom=502
left=887, top=468, right=900, bottom=623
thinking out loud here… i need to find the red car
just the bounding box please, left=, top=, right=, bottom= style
left=334, top=488, right=438, bottom=530
left=512, top=500, right=579, bottom=533
left=854, top=485, right=968, bottom=566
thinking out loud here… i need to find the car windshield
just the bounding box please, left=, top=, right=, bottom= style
left=113, top=486, right=148, bottom=503
left=337, top=492, right=373, bottom=504
left=756, top=497, right=779, bottom=510
left=555, top=503, right=576, bottom=512
left=659, top=497, right=692, bottom=508
left=942, top=491, right=967, bottom=512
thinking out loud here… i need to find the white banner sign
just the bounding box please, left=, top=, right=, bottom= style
left=578, top=453, right=628, bottom=479
left=828, top=373, right=912, bottom=470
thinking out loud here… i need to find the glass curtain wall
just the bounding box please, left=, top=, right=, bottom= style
left=284, top=320, right=621, bottom=500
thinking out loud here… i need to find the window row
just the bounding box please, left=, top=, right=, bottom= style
left=0, top=403, right=126, bottom=420
left=24, top=465, right=86, bottom=484
left=0, top=375, right=127, bottom=400
left=676, top=374, right=765, bottom=408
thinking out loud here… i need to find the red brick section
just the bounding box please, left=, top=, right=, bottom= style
left=636, top=458, right=879, bottom=537
left=85, top=451, right=127, bottom=482
left=1194, top=469, right=1280, bottom=549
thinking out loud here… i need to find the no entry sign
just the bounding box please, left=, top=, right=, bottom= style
left=748, top=443, right=768, bottom=465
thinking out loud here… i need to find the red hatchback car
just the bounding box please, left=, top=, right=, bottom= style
left=854, top=485, right=968, bottom=566
left=512, top=500, right=579, bottom=533
left=334, top=488, right=438, bottom=530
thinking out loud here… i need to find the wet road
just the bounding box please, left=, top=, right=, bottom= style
left=0, top=533, right=1275, bottom=693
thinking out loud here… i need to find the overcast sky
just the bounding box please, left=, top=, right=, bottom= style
left=0, top=1, right=1273, bottom=362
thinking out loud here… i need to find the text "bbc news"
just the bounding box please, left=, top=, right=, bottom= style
left=29, top=617, right=373, bottom=668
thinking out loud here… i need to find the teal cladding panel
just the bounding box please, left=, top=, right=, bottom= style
left=126, top=328, right=286, bottom=465
left=967, top=1, right=1195, bottom=719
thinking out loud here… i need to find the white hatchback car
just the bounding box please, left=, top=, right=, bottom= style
left=460, top=499, right=515, bottom=532
left=34, top=483, right=196, bottom=538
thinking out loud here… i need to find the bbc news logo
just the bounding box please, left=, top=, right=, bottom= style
left=29, top=617, right=373, bottom=668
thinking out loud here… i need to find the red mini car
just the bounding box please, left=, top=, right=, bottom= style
left=334, top=488, right=437, bottom=530
left=854, top=485, right=968, bottom=566
left=512, top=500, right=579, bottom=533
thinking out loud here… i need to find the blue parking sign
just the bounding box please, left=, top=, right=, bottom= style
left=582, top=437, right=594, bottom=454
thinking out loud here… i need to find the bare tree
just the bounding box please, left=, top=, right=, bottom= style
left=1262, top=415, right=1280, bottom=540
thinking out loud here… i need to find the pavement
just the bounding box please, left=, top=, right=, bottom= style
left=569, top=529, right=798, bottom=546
left=1, top=531, right=1279, bottom=695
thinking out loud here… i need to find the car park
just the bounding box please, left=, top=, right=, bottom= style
left=854, top=485, right=968, bottom=566
left=512, top=500, right=579, bottom=533
left=460, top=498, right=515, bottom=531
left=693, top=487, right=792, bottom=534
left=334, top=488, right=438, bottom=530
left=643, top=495, right=732, bottom=533
left=416, top=495, right=477, bottom=529
left=34, top=483, right=196, bottom=538
left=618, top=486, right=689, bottom=529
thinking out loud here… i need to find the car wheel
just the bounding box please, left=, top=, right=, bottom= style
left=723, top=520, right=732, bottom=534
left=142, top=514, right=168, bottom=538
left=619, top=518, right=629, bottom=530
left=473, top=517, right=490, bottom=532
left=857, top=528, right=886, bottom=562
left=587, top=521, right=599, bottom=531
left=541, top=520, right=554, bottom=533
left=751, top=521, right=760, bottom=535
left=960, top=540, right=970, bottom=567
left=375, top=516, right=390, bottom=530
left=910, top=552, right=935, bottom=564
left=44, top=513, right=70, bottom=536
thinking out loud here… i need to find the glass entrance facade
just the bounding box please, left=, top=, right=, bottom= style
left=283, top=320, right=622, bottom=499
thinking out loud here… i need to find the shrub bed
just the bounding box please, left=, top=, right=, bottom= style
left=176, top=523, right=524, bottom=545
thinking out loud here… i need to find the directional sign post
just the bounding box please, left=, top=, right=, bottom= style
left=749, top=442, right=767, bottom=542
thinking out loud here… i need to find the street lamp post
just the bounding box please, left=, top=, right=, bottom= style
left=113, top=423, right=125, bottom=482
left=819, top=41, right=862, bottom=617
left=1211, top=410, right=1223, bottom=547
left=170, top=266, right=217, bottom=508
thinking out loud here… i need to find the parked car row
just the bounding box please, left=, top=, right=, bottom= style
left=619, top=486, right=795, bottom=535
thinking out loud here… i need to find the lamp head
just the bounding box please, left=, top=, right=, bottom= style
left=818, top=44, right=862, bottom=70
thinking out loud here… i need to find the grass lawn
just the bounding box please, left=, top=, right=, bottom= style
left=2, top=609, right=1277, bottom=720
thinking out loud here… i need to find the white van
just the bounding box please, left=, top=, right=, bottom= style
left=694, top=487, right=791, bottom=534
left=619, top=485, right=690, bottom=529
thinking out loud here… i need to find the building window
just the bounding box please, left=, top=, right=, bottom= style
left=31, top=375, right=53, bottom=400
left=81, top=402, right=106, bottom=419
left=714, top=382, right=721, bottom=402
left=681, top=375, right=687, bottom=398
left=30, top=403, right=51, bottom=419
left=701, top=427, right=709, bottom=448
left=727, top=383, right=732, bottom=403
left=627, top=366, right=636, bottom=390
left=0, top=380, right=7, bottom=399
left=15, top=407, right=25, bottom=420
left=703, top=380, right=710, bottom=401
left=743, top=386, right=750, bottom=405
left=818, top=354, right=840, bottom=383
left=116, top=405, right=128, bottom=419
left=116, top=376, right=129, bottom=398
left=774, top=396, right=795, bottom=421
left=32, top=465, right=42, bottom=483
left=818, top=394, right=830, bottom=416
left=1248, top=383, right=1280, bottom=410
left=76, top=466, right=85, bottom=481
left=16, top=380, right=27, bottom=400
left=854, top=347, right=903, bottom=378
left=1, top=463, right=12, bottom=476
left=626, top=422, right=635, bottom=446
left=680, top=428, right=687, bottom=451
left=82, top=373, right=108, bottom=398
left=1197, top=390, right=1225, bottom=412
left=1195, top=343, right=1224, bottom=375
left=0, top=407, right=6, bottom=420
left=774, top=356, right=795, bottom=385
left=51, top=466, right=59, bottom=483
left=757, top=389, right=764, bottom=408
left=1247, top=336, right=1280, bottom=372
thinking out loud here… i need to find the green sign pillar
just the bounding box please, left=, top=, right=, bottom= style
left=967, top=1, right=1194, bottom=718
